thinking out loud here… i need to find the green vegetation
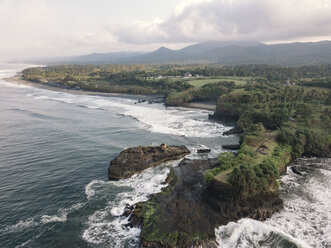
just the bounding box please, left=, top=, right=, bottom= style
left=207, top=74, right=330, bottom=197
left=22, top=64, right=331, bottom=105
left=187, top=76, right=249, bottom=88
left=135, top=201, right=208, bottom=247
left=23, top=64, right=331, bottom=198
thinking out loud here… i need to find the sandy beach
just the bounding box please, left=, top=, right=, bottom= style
left=182, top=102, right=216, bottom=111
left=3, top=75, right=216, bottom=111
left=3, top=75, right=163, bottom=100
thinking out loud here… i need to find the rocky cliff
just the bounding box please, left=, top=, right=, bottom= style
left=108, top=144, right=190, bottom=180
left=128, top=158, right=283, bottom=247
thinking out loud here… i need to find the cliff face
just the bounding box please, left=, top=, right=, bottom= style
left=129, top=158, right=283, bottom=248
left=108, top=144, right=190, bottom=180
left=213, top=104, right=242, bottom=119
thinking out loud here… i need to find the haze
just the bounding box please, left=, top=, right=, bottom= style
left=1, top=0, right=331, bottom=62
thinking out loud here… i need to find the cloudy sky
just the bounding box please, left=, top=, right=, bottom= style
left=1, top=0, right=331, bottom=61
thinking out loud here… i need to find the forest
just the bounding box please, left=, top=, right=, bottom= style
left=208, top=77, right=330, bottom=196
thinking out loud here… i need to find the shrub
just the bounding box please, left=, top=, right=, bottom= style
left=218, top=152, right=236, bottom=170
left=204, top=171, right=214, bottom=184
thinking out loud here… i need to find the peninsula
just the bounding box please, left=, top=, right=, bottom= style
left=17, top=64, right=331, bottom=247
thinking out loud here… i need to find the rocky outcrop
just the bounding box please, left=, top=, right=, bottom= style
left=128, top=158, right=283, bottom=248
left=108, top=144, right=190, bottom=180
left=222, top=144, right=241, bottom=150
left=213, top=105, right=241, bottom=120
left=290, top=166, right=303, bottom=176
left=222, top=126, right=243, bottom=135
left=197, top=148, right=212, bottom=154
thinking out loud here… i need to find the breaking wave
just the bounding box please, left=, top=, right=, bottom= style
left=16, top=89, right=231, bottom=138
left=83, top=161, right=180, bottom=247
left=215, top=158, right=331, bottom=248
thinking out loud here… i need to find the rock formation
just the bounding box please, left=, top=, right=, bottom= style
left=108, top=144, right=190, bottom=180
left=128, top=158, right=283, bottom=247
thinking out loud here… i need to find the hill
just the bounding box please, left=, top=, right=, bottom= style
left=22, top=40, right=331, bottom=66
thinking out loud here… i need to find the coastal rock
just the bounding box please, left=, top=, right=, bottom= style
left=222, top=144, right=241, bottom=150
left=129, top=158, right=283, bottom=247
left=222, top=126, right=243, bottom=135
left=290, top=166, right=303, bottom=176
left=197, top=148, right=212, bottom=154
left=213, top=105, right=241, bottom=120
left=108, top=144, right=190, bottom=180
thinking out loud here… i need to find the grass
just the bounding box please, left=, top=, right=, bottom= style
left=187, top=76, right=250, bottom=88
left=214, top=167, right=233, bottom=183
left=214, top=129, right=279, bottom=184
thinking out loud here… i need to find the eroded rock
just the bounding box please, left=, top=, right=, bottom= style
left=108, top=144, right=190, bottom=180
left=222, top=126, right=243, bottom=136
left=129, top=158, right=283, bottom=247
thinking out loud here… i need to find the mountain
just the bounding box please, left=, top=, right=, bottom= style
left=178, top=40, right=264, bottom=55
left=21, top=51, right=144, bottom=65
left=64, top=51, right=144, bottom=64
left=22, top=40, right=331, bottom=65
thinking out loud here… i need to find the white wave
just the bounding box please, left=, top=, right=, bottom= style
left=23, top=87, right=231, bottom=138
left=34, top=95, right=75, bottom=104
left=41, top=202, right=85, bottom=224
left=265, top=164, right=331, bottom=248
left=86, top=105, right=103, bottom=110
left=0, top=80, right=31, bottom=89
left=1, top=218, right=38, bottom=234
left=40, top=215, right=67, bottom=224
left=215, top=218, right=309, bottom=248
left=83, top=161, right=178, bottom=246
left=85, top=179, right=106, bottom=200
left=0, top=64, right=42, bottom=80
left=122, top=106, right=231, bottom=138
left=83, top=216, right=141, bottom=247
left=216, top=159, right=331, bottom=248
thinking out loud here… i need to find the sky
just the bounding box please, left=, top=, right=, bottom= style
left=1, top=0, right=331, bottom=61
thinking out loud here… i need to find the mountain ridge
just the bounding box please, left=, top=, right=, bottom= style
left=20, top=40, right=331, bottom=66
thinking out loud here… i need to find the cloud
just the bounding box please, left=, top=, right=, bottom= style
left=1, top=0, right=331, bottom=61
left=111, top=0, right=331, bottom=44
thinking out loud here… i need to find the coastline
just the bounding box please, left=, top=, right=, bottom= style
left=3, top=75, right=216, bottom=111
left=182, top=102, right=216, bottom=111
left=3, top=75, right=163, bottom=100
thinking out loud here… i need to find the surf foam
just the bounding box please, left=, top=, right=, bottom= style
left=83, top=161, right=179, bottom=246
left=215, top=158, right=331, bottom=248
left=20, top=87, right=231, bottom=138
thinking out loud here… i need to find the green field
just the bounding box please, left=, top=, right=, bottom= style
left=214, top=130, right=279, bottom=184
left=187, top=76, right=250, bottom=88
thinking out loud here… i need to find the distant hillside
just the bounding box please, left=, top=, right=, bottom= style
left=23, top=40, right=331, bottom=65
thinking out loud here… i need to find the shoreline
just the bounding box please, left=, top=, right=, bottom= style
left=182, top=102, right=216, bottom=111
left=3, top=75, right=216, bottom=111
left=3, top=75, right=163, bottom=101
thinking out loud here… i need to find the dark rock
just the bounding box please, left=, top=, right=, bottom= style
left=164, top=101, right=179, bottom=107
left=290, top=166, right=303, bottom=176
left=129, top=158, right=283, bottom=247
left=197, top=148, right=212, bottom=154
left=108, top=144, right=190, bottom=180
left=222, top=144, right=241, bottom=150
left=213, top=105, right=241, bottom=120
left=222, top=126, right=243, bottom=135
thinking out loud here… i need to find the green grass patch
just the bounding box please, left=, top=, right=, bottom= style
left=187, top=76, right=250, bottom=88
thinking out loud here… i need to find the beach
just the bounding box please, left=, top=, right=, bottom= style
left=4, top=74, right=216, bottom=111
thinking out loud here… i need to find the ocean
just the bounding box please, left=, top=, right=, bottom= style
left=0, top=64, right=329, bottom=248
